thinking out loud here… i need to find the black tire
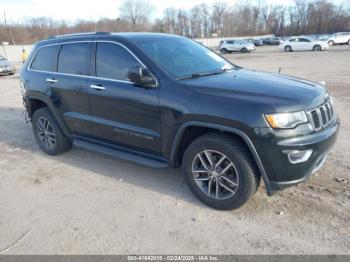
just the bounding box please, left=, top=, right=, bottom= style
left=32, top=107, right=71, bottom=155
left=328, top=40, right=334, bottom=46
left=284, top=46, right=292, bottom=52
left=220, top=48, right=228, bottom=54
left=241, top=47, right=248, bottom=53
left=182, top=133, right=260, bottom=210
left=313, top=45, right=321, bottom=51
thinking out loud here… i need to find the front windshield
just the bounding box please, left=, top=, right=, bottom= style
left=136, top=37, right=235, bottom=79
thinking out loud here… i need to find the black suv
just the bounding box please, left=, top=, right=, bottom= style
left=20, top=32, right=339, bottom=210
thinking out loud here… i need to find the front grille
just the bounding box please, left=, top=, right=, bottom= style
left=307, top=101, right=334, bottom=131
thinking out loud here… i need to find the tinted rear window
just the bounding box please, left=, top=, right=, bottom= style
left=30, top=45, right=60, bottom=72
left=95, top=42, right=140, bottom=81
left=58, top=43, right=91, bottom=75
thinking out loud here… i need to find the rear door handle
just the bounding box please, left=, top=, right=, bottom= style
left=46, top=78, right=58, bottom=83
left=90, top=84, right=106, bottom=91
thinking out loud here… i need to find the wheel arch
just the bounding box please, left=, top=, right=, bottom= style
left=313, top=44, right=321, bottom=50
left=284, top=45, right=292, bottom=51
left=169, top=121, right=272, bottom=194
left=241, top=47, right=248, bottom=53
left=25, top=92, right=71, bottom=138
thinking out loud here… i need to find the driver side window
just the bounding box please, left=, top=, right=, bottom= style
left=95, top=42, right=141, bottom=81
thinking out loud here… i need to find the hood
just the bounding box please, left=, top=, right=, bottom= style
left=182, top=69, right=327, bottom=112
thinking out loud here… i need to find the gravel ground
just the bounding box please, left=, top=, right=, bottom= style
left=0, top=45, right=349, bottom=254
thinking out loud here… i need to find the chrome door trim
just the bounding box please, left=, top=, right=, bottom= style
left=26, top=40, right=159, bottom=88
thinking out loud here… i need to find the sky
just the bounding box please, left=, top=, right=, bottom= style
left=1, top=0, right=348, bottom=23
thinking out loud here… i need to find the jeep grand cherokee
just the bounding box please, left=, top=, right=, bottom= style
left=20, top=32, right=339, bottom=210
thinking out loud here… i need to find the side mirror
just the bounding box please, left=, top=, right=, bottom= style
left=127, top=66, right=156, bottom=88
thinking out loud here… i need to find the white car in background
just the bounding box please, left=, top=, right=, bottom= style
left=219, top=39, right=255, bottom=53
left=327, top=32, right=350, bottom=46
left=279, top=37, right=329, bottom=52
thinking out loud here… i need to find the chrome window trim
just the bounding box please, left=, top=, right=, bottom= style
left=27, top=40, right=159, bottom=87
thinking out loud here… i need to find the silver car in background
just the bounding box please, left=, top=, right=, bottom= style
left=219, top=39, right=256, bottom=53
left=0, top=55, right=16, bottom=76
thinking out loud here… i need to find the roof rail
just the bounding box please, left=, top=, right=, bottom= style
left=47, top=32, right=110, bottom=39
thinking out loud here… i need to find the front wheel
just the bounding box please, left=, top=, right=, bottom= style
left=220, top=48, right=228, bottom=54
left=182, top=133, right=260, bottom=210
left=32, top=107, right=71, bottom=155
left=284, top=46, right=292, bottom=52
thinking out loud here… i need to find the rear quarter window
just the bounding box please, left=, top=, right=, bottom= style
left=30, top=45, right=60, bottom=72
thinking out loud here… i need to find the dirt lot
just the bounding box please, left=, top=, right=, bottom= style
left=0, top=45, right=349, bottom=254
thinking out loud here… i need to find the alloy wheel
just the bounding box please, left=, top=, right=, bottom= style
left=191, top=150, right=239, bottom=200
left=36, top=117, right=56, bottom=149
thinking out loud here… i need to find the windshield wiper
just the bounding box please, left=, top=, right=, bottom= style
left=177, top=70, right=225, bottom=80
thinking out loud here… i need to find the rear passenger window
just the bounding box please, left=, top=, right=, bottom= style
left=95, top=42, right=141, bottom=81
left=58, top=43, right=91, bottom=75
left=30, top=45, right=60, bottom=72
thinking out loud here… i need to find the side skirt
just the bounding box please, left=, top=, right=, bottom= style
left=73, top=138, right=169, bottom=168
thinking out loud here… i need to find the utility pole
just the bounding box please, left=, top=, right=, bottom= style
left=3, top=11, right=16, bottom=45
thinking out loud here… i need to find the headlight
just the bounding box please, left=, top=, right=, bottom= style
left=265, top=111, right=308, bottom=129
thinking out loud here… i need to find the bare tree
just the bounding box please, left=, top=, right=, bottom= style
left=198, top=4, right=210, bottom=37
left=211, top=1, right=229, bottom=36
left=190, top=5, right=202, bottom=37
left=1, top=0, right=350, bottom=44
left=119, top=0, right=155, bottom=31
left=163, top=8, right=178, bottom=34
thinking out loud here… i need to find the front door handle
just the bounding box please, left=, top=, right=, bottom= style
left=90, top=84, right=106, bottom=91
left=46, top=78, right=58, bottom=83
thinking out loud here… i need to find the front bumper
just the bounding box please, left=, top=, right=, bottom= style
left=253, top=117, right=340, bottom=194
left=0, top=67, right=15, bottom=75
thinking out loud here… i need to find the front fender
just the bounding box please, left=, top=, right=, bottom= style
left=168, top=121, right=272, bottom=194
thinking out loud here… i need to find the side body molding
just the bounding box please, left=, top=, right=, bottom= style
left=170, top=121, right=272, bottom=195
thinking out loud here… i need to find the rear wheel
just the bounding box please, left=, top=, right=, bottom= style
left=241, top=47, right=248, bottom=53
left=328, top=40, right=334, bottom=46
left=32, top=107, right=71, bottom=155
left=313, top=45, right=321, bottom=51
left=183, top=133, right=260, bottom=210
left=220, top=48, right=228, bottom=54
left=284, top=46, right=292, bottom=52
